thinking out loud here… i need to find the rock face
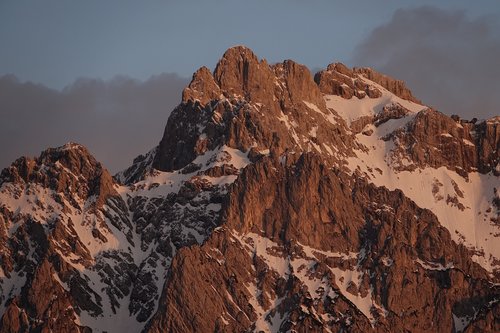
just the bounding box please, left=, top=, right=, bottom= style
left=0, top=143, right=120, bottom=333
left=1, top=46, right=499, bottom=333
left=353, top=67, right=421, bottom=104
left=315, top=63, right=382, bottom=99
left=153, top=46, right=355, bottom=174
left=314, top=63, right=421, bottom=103
left=386, top=110, right=500, bottom=177
left=147, top=154, right=496, bottom=333
left=1, top=143, right=118, bottom=209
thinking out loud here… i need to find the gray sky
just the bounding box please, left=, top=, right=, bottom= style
left=1, top=1, right=499, bottom=172
left=353, top=6, right=500, bottom=120
left=0, top=74, right=188, bottom=172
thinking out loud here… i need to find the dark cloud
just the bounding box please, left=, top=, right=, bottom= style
left=0, top=73, right=188, bottom=173
left=353, top=6, right=500, bottom=119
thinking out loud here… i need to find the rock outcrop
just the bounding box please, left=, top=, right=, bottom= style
left=153, top=46, right=354, bottom=174
left=314, top=62, right=421, bottom=104
left=1, top=143, right=118, bottom=209
left=315, top=63, right=382, bottom=99
left=147, top=154, right=497, bottom=333
left=388, top=110, right=500, bottom=176
left=353, top=67, right=421, bottom=103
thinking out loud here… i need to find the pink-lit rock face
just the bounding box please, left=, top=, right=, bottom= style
left=1, top=46, right=498, bottom=333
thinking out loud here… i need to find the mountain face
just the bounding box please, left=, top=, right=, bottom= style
left=1, top=46, right=499, bottom=333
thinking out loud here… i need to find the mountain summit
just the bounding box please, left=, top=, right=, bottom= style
left=1, top=46, right=499, bottom=333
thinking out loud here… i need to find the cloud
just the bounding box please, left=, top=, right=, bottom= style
left=353, top=6, right=500, bottom=119
left=0, top=73, right=188, bottom=173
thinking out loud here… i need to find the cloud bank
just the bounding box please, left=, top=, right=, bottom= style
left=0, top=73, right=188, bottom=173
left=353, top=6, right=500, bottom=119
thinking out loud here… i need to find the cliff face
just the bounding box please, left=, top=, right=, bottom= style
left=147, top=154, right=496, bottom=333
left=152, top=46, right=355, bottom=175
left=1, top=46, right=499, bottom=333
left=387, top=110, right=500, bottom=177
left=0, top=143, right=126, bottom=333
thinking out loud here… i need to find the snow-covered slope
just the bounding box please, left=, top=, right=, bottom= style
left=0, top=142, right=252, bottom=332
left=309, top=80, right=499, bottom=273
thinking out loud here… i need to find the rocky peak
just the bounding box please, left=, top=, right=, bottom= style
left=315, top=62, right=383, bottom=99
left=276, top=59, right=324, bottom=107
left=39, top=142, right=100, bottom=177
left=327, top=62, right=354, bottom=76
left=181, top=66, right=221, bottom=105
left=353, top=67, right=421, bottom=103
left=0, top=142, right=117, bottom=207
left=314, top=62, right=421, bottom=104
left=213, top=45, right=268, bottom=98
left=153, top=46, right=345, bottom=173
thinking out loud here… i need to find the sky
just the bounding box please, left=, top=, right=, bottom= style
left=1, top=0, right=499, bottom=172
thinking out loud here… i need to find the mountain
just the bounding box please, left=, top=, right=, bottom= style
left=0, top=46, right=498, bottom=333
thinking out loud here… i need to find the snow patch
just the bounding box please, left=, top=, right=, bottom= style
left=347, top=119, right=500, bottom=272
left=416, top=259, right=454, bottom=271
